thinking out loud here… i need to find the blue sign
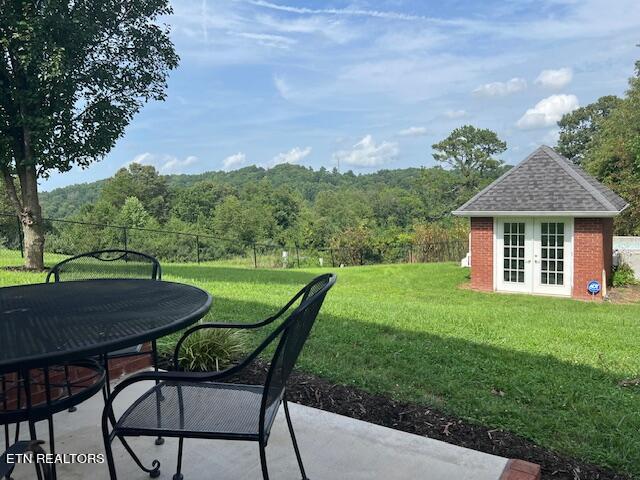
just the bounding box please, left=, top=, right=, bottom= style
left=587, top=280, right=601, bottom=295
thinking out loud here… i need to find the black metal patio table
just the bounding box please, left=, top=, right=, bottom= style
left=0, top=279, right=212, bottom=479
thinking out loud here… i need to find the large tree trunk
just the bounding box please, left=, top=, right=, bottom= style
left=21, top=212, right=45, bottom=270
left=20, top=166, right=45, bottom=270
left=2, top=165, right=45, bottom=270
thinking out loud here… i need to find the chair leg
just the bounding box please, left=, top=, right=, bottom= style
left=173, top=437, right=184, bottom=480
left=118, top=436, right=161, bottom=478
left=27, top=421, right=43, bottom=480
left=103, top=403, right=161, bottom=478
left=63, top=365, right=76, bottom=413
left=259, top=441, right=270, bottom=480
left=103, top=431, right=118, bottom=480
left=283, top=399, right=310, bottom=480
left=152, top=342, right=164, bottom=446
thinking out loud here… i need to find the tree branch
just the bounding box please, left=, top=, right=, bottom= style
left=2, top=168, right=23, bottom=214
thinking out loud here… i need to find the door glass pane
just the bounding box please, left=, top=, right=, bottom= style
left=540, top=222, right=565, bottom=285
left=503, top=222, right=526, bottom=283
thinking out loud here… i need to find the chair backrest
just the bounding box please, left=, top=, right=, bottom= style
left=260, top=273, right=336, bottom=433
left=45, top=249, right=161, bottom=283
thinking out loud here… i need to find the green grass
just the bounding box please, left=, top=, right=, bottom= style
left=2, top=249, right=640, bottom=476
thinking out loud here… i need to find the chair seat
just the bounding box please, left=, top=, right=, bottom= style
left=115, top=382, right=280, bottom=441
left=107, top=344, right=143, bottom=358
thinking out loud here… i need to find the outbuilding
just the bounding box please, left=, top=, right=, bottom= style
left=453, top=146, right=628, bottom=300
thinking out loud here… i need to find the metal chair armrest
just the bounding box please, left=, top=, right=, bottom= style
left=105, top=314, right=292, bottom=433
left=171, top=287, right=305, bottom=370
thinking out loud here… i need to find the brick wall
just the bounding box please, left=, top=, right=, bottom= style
left=573, top=218, right=610, bottom=300
left=1, top=345, right=152, bottom=411
left=470, top=217, right=494, bottom=291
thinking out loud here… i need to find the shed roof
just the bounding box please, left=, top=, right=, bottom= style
left=452, top=146, right=628, bottom=217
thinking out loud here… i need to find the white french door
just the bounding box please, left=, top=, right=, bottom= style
left=496, top=218, right=572, bottom=296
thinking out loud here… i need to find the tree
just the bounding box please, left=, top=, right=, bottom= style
left=431, top=125, right=507, bottom=193
left=101, top=163, right=171, bottom=222
left=0, top=1, right=178, bottom=268
left=556, top=95, right=622, bottom=164
left=171, top=181, right=236, bottom=224
left=583, top=59, right=640, bottom=235
left=213, top=196, right=272, bottom=247
left=118, top=196, right=151, bottom=229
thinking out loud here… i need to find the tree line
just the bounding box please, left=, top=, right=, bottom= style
left=23, top=126, right=506, bottom=265
left=555, top=57, right=640, bottom=235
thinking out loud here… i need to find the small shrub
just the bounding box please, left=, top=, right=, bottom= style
left=613, top=262, right=638, bottom=287
left=177, top=327, right=247, bottom=372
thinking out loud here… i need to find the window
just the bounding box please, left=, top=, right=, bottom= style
left=540, top=222, right=564, bottom=285
left=503, top=222, right=525, bottom=283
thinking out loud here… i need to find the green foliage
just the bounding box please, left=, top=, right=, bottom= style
left=613, top=263, right=638, bottom=287
left=330, top=225, right=378, bottom=265
left=432, top=125, right=507, bottom=194
left=556, top=95, right=622, bottom=164
left=176, top=327, right=247, bottom=372
left=101, top=164, right=171, bottom=222
left=118, top=197, right=152, bottom=228
left=171, top=181, right=236, bottom=224
left=582, top=58, right=640, bottom=235
left=0, top=0, right=179, bottom=176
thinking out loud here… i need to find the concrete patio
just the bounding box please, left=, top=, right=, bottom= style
left=8, top=380, right=521, bottom=480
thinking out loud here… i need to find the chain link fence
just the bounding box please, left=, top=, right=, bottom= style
left=0, top=213, right=468, bottom=268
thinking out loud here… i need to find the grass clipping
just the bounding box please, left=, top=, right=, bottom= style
left=177, top=328, right=247, bottom=372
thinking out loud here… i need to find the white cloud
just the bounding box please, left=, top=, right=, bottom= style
left=516, top=94, right=579, bottom=130
left=333, top=135, right=399, bottom=168
left=222, top=152, right=247, bottom=170
left=247, top=0, right=441, bottom=22
left=543, top=129, right=560, bottom=145
left=535, top=67, right=573, bottom=89
left=232, top=31, right=296, bottom=49
left=398, top=126, right=428, bottom=137
left=272, top=146, right=312, bottom=165
left=444, top=109, right=468, bottom=119
left=473, top=77, right=527, bottom=97
left=273, top=75, right=293, bottom=99
left=130, top=153, right=199, bottom=173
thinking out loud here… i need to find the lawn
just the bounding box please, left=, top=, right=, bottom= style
left=1, top=249, right=640, bottom=476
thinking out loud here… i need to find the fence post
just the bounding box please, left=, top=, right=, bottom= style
left=330, top=248, right=335, bottom=268
left=295, top=243, right=300, bottom=268
left=122, top=227, right=128, bottom=251
left=16, top=216, right=23, bottom=258
left=196, top=235, right=200, bottom=264
left=409, top=244, right=413, bottom=264
left=253, top=243, right=257, bottom=269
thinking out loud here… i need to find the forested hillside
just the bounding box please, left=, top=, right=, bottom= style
left=7, top=125, right=512, bottom=265
left=40, top=164, right=426, bottom=219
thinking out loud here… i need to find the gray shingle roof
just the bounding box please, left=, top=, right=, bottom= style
left=453, top=146, right=628, bottom=216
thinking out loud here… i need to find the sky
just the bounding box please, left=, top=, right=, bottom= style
left=41, top=0, right=640, bottom=191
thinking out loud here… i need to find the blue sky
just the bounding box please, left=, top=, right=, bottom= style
left=42, top=0, right=640, bottom=190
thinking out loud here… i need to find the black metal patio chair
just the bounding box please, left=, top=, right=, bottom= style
left=102, top=273, right=336, bottom=480
left=46, top=249, right=165, bottom=444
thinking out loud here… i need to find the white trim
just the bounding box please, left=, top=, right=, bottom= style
left=454, top=210, right=619, bottom=217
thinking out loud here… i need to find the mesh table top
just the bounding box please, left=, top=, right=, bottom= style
left=0, top=279, right=212, bottom=373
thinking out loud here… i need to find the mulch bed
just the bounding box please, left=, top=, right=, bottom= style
left=607, top=285, right=640, bottom=304
left=223, top=361, right=630, bottom=480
